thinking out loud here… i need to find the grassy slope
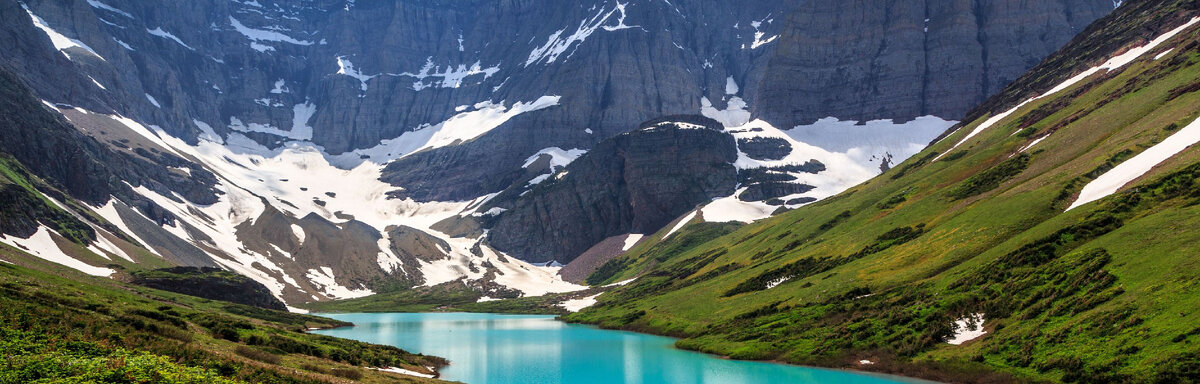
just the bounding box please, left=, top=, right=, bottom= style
left=566, top=5, right=1200, bottom=383
left=0, top=246, right=449, bottom=383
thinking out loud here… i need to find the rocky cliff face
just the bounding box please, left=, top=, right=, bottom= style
left=755, top=0, right=1115, bottom=128
left=130, top=267, right=288, bottom=310
left=486, top=116, right=738, bottom=263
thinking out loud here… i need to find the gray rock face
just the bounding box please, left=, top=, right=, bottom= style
left=486, top=116, right=738, bottom=263
left=754, top=0, right=1115, bottom=128
left=0, top=0, right=1114, bottom=204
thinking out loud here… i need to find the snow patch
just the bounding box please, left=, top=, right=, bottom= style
left=522, top=147, right=587, bottom=170
left=0, top=226, right=115, bottom=277
left=86, top=0, right=133, bottom=18
left=701, top=193, right=774, bottom=223
left=1155, top=48, right=1174, bottom=61
left=559, top=293, right=602, bottom=312
left=306, top=267, right=374, bottom=299
left=337, top=96, right=561, bottom=165
left=229, top=16, right=313, bottom=45
left=621, top=234, right=643, bottom=251
left=145, top=94, right=160, bottom=108
left=147, top=27, right=194, bottom=50
left=526, top=1, right=640, bottom=66
left=946, top=313, right=987, bottom=345
left=393, top=58, right=500, bottom=91
left=290, top=224, right=305, bottom=244
left=663, top=211, right=697, bottom=239
left=22, top=5, right=106, bottom=61
left=335, top=56, right=376, bottom=92
left=368, top=366, right=435, bottom=379
left=786, top=116, right=957, bottom=172
left=1069, top=115, right=1200, bottom=210
left=270, top=79, right=289, bottom=94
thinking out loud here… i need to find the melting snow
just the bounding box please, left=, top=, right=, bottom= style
left=1154, top=48, right=1174, bottom=61
left=86, top=0, right=133, bottom=18
left=145, top=94, right=160, bottom=108
left=306, top=267, right=374, bottom=299
left=559, top=293, right=602, bottom=312
left=522, top=147, right=587, bottom=170
left=22, top=4, right=106, bottom=61
left=526, top=1, right=640, bottom=66
left=335, top=56, right=376, bottom=92
left=229, top=16, right=313, bottom=45
left=394, top=58, right=500, bottom=90
left=724, top=76, right=739, bottom=95
left=270, top=79, right=288, bottom=94
left=0, top=226, right=115, bottom=277
left=290, top=224, right=305, bottom=244
left=621, top=234, right=643, bottom=251
left=946, top=313, right=987, bottom=345
left=369, top=366, right=435, bottom=379
left=701, top=193, right=775, bottom=223
left=226, top=102, right=314, bottom=140
left=764, top=275, right=791, bottom=289
left=336, top=96, right=561, bottom=165
left=147, top=27, right=194, bottom=50
left=113, top=38, right=133, bottom=51
left=1069, top=115, right=1200, bottom=210
left=663, top=211, right=697, bottom=239
left=786, top=116, right=956, bottom=171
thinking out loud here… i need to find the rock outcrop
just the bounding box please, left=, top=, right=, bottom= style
left=130, top=267, right=288, bottom=310
left=486, top=116, right=738, bottom=263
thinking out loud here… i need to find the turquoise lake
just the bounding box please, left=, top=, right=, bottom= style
left=312, top=312, right=926, bottom=384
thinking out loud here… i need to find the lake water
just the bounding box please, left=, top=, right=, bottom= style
left=312, top=312, right=925, bottom=384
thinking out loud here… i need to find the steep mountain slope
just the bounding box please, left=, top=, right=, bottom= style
left=0, top=246, right=448, bottom=382
left=567, top=1, right=1200, bottom=382
left=0, top=0, right=1116, bottom=308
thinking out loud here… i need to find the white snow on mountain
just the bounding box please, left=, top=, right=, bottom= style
left=785, top=116, right=957, bottom=171
left=147, top=27, right=195, bottom=50
left=0, top=226, right=115, bottom=277
left=663, top=211, right=697, bottom=239
left=86, top=0, right=133, bottom=19
left=40, top=102, right=587, bottom=306
left=229, top=16, right=313, bottom=45
left=522, top=147, right=587, bottom=170
left=621, top=234, right=643, bottom=251
left=701, top=193, right=775, bottom=223
left=335, top=56, right=376, bottom=92
left=526, top=1, right=640, bottom=66
left=946, top=313, right=987, bottom=345
left=22, top=4, right=106, bottom=61
left=306, top=267, right=373, bottom=299
left=559, top=293, right=602, bottom=312
left=336, top=96, right=561, bottom=165
left=394, top=58, right=500, bottom=90
left=1069, top=114, right=1200, bottom=210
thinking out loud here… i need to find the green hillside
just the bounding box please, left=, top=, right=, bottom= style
left=567, top=1, right=1200, bottom=382
left=0, top=241, right=447, bottom=383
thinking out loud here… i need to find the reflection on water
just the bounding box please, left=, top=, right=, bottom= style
left=313, top=312, right=919, bottom=384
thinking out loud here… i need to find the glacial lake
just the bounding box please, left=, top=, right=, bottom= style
left=312, top=312, right=926, bottom=384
